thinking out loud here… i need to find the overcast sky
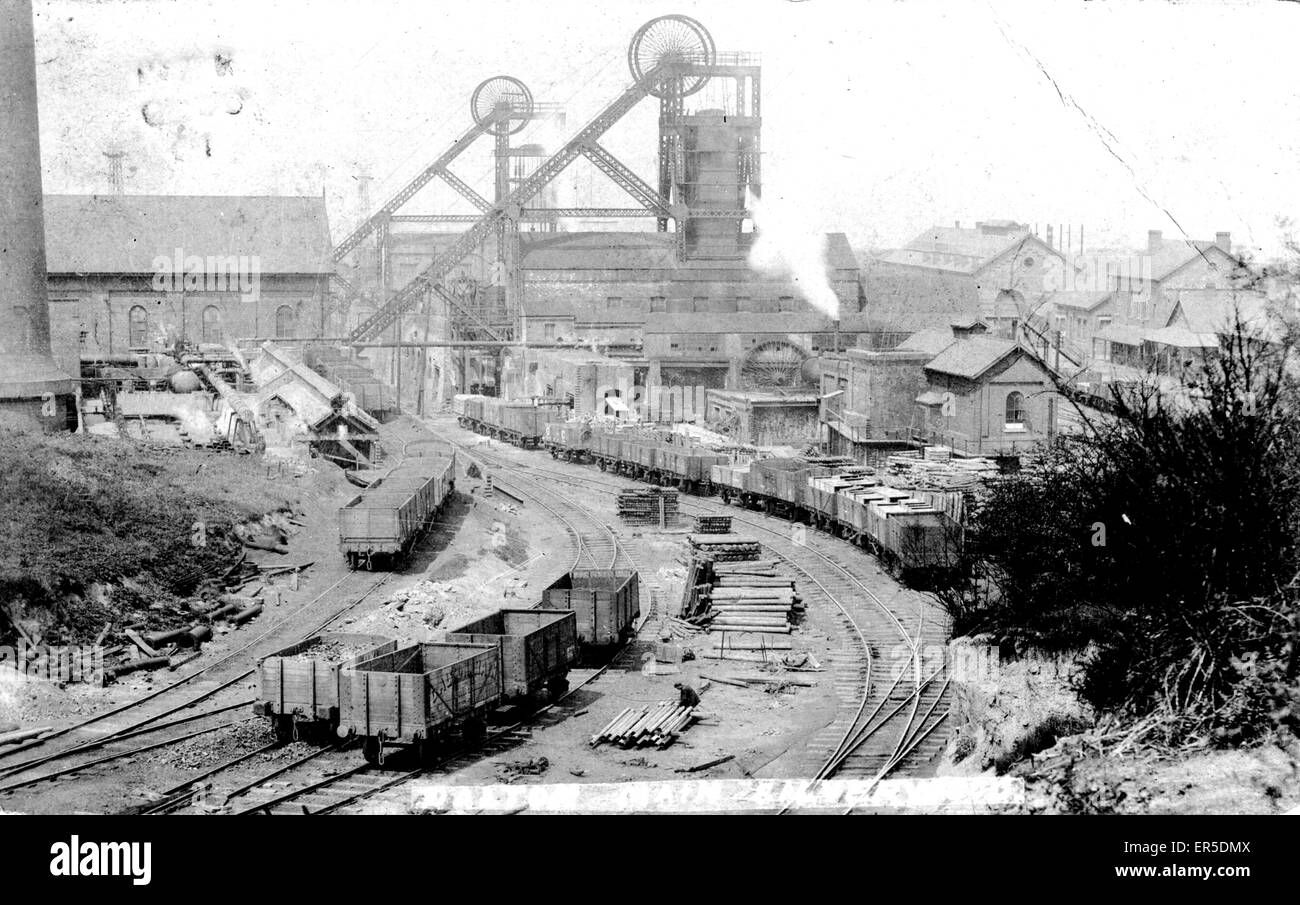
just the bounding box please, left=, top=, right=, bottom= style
left=31, top=0, right=1300, bottom=258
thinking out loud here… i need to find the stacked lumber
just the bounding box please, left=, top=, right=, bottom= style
left=687, top=534, right=761, bottom=561
left=699, top=563, right=800, bottom=635
left=883, top=453, right=998, bottom=491
left=693, top=515, right=732, bottom=534
left=617, top=487, right=679, bottom=526
left=590, top=701, right=695, bottom=749
left=664, top=616, right=707, bottom=642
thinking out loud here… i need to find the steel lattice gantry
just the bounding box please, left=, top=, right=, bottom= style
left=343, top=15, right=762, bottom=350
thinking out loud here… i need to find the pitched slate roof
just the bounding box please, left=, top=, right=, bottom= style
left=1047, top=290, right=1114, bottom=312
left=43, top=194, right=333, bottom=275
left=1148, top=240, right=1237, bottom=282
left=897, top=327, right=957, bottom=356
left=923, top=336, right=1021, bottom=380
left=878, top=225, right=1057, bottom=275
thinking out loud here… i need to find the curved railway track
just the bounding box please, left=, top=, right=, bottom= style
left=446, top=440, right=953, bottom=786
left=0, top=429, right=463, bottom=807
left=167, top=422, right=645, bottom=815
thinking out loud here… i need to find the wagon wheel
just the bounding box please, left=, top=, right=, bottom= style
left=471, top=76, right=534, bottom=136
left=628, top=14, right=715, bottom=99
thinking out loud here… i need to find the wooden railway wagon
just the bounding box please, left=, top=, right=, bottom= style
left=808, top=473, right=880, bottom=531
left=458, top=395, right=569, bottom=448
left=711, top=463, right=749, bottom=504
left=338, top=455, right=456, bottom=569
left=543, top=421, right=593, bottom=462
left=540, top=569, right=640, bottom=651
left=340, top=641, right=502, bottom=765
left=591, top=430, right=629, bottom=471
left=655, top=444, right=727, bottom=494
left=444, top=608, right=578, bottom=700
left=254, top=633, right=398, bottom=742
left=836, top=484, right=955, bottom=582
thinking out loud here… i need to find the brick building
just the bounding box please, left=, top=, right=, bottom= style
left=863, top=220, right=1064, bottom=340
left=820, top=320, right=1061, bottom=459
left=44, top=194, right=333, bottom=374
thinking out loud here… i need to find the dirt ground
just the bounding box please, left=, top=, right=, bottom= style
left=349, top=415, right=842, bottom=800
left=0, top=412, right=846, bottom=814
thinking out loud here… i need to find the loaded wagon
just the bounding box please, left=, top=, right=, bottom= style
left=444, top=608, right=578, bottom=700
left=544, top=421, right=592, bottom=462
left=338, top=455, right=455, bottom=569
left=540, top=569, right=640, bottom=652
left=339, top=641, right=503, bottom=765
left=657, top=446, right=726, bottom=494
left=710, top=463, right=749, bottom=504
left=254, top=633, right=398, bottom=742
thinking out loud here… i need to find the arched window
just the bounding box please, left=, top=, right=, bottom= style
left=1005, top=391, right=1026, bottom=428
left=201, top=306, right=222, bottom=345
left=128, top=305, right=148, bottom=347
left=275, top=304, right=295, bottom=339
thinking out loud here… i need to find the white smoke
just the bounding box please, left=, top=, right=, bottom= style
left=746, top=190, right=841, bottom=320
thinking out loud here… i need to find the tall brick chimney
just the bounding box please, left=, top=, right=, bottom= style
left=1147, top=230, right=1163, bottom=253
left=1215, top=231, right=1232, bottom=254
left=0, top=0, right=76, bottom=430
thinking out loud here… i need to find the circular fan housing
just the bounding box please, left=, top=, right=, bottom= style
left=741, top=341, right=811, bottom=389
left=471, top=76, right=534, bottom=135
left=628, top=14, right=715, bottom=99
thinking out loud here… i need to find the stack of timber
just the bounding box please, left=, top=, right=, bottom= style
left=700, top=561, right=800, bottom=636
left=692, top=515, right=732, bottom=534
left=590, top=701, right=696, bottom=749
left=617, top=487, right=679, bottom=527
left=687, top=533, right=761, bottom=561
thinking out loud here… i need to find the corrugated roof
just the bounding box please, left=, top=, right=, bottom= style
left=923, top=336, right=1020, bottom=380
left=44, top=194, right=333, bottom=275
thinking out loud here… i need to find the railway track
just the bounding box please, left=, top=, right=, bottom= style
left=165, top=419, right=644, bottom=815
left=0, top=568, right=398, bottom=800
left=0, top=427, right=466, bottom=808
left=445, top=438, right=953, bottom=785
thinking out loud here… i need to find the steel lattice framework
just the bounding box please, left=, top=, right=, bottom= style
left=335, top=15, right=762, bottom=349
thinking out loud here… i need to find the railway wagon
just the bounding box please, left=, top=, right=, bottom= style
left=340, top=641, right=502, bottom=765
left=544, top=421, right=592, bottom=462
left=591, top=431, right=628, bottom=470
left=254, top=633, right=398, bottom=742
left=808, top=474, right=880, bottom=531
left=338, top=455, right=456, bottom=569
left=711, top=463, right=749, bottom=504
left=540, top=569, right=640, bottom=649
left=444, top=609, right=578, bottom=699
left=656, top=445, right=727, bottom=493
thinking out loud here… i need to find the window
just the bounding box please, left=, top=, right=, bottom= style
left=13, top=306, right=31, bottom=348
left=606, top=296, right=623, bottom=309
left=650, top=296, right=666, bottom=313
left=543, top=323, right=555, bottom=342
left=275, top=305, right=295, bottom=339
left=129, top=305, right=148, bottom=347
left=201, top=305, right=222, bottom=345
left=1005, top=391, right=1026, bottom=430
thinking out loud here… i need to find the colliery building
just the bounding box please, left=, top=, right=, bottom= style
left=43, top=194, right=334, bottom=375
